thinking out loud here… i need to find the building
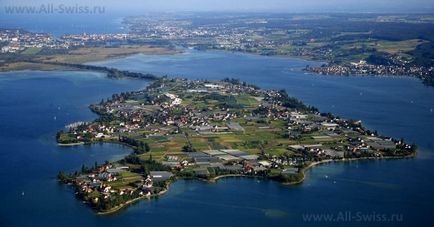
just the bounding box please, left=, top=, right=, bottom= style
left=150, top=171, right=174, bottom=182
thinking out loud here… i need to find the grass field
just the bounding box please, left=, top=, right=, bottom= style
left=0, top=45, right=180, bottom=71
left=107, top=171, right=143, bottom=190
left=0, top=61, right=76, bottom=72
left=341, top=39, right=425, bottom=54
left=21, top=47, right=42, bottom=55
left=375, top=39, right=426, bottom=54
left=39, top=45, right=180, bottom=64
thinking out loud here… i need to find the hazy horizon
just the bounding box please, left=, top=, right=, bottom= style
left=1, top=0, right=434, bottom=13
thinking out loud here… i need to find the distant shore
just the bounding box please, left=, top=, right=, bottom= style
left=0, top=45, right=182, bottom=72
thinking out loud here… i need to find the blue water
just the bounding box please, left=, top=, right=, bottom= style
left=91, top=50, right=434, bottom=151
left=0, top=71, right=147, bottom=226
left=1, top=50, right=434, bottom=226
left=0, top=14, right=127, bottom=36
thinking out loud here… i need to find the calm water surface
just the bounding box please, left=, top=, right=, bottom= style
left=1, top=50, right=434, bottom=226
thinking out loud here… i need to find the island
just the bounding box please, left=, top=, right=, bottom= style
left=57, top=77, right=416, bottom=214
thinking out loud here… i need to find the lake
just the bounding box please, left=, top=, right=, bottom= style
left=1, top=50, right=433, bottom=226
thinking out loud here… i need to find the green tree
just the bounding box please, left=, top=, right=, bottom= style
left=144, top=143, right=150, bottom=152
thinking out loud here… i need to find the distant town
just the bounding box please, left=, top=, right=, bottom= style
left=57, top=78, right=416, bottom=214
left=0, top=28, right=143, bottom=53
left=1, top=13, right=433, bottom=85
left=305, top=60, right=434, bottom=86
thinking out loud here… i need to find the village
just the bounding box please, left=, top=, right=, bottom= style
left=0, top=29, right=67, bottom=53
left=57, top=77, right=416, bottom=213
left=0, top=29, right=152, bottom=54
left=305, top=60, right=434, bottom=86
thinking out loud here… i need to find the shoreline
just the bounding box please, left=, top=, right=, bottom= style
left=93, top=153, right=416, bottom=215
left=2, top=47, right=430, bottom=88
left=2, top=48, right=427, bottom=88
left=0, top=47, right=319, bottom=73
left=210, top=174, right=244, bottom=182
left=0, top=45, right=183, bottom=72
left=284, top=153, right=417, bottom=186
left=199, top=47, right=319, bottom=62
left=57, top=142, right=85, bottom=147
left=97, top=183, right=171, bottom=215
left=202, top=48, right=433, bottom=87
left=49, top=65, right=419, bottom=215
left=97, top=195, right=147, bottom=215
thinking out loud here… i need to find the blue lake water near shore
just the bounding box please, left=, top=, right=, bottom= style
left=1, top=50, right=434, bottom=226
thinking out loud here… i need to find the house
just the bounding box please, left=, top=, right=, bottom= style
left=219, top=164, right=243, bottom=172
left=202, top=150, right=226, bottom=155
left=312, top=135, right=332, bottom=141
left=162, top=161, right=180, bottom=168
left=150, top=171, right=174, bottom=182
left=220, top=149, right=248, bottom=156
left=240, top=155, right=259, bottom=160
left=172, top=98, right=182, bottom=106
left=95, top=133, right=105, bottom=138
left=253, top=166, right=267, bottom=172
left=321, top=122, right=339, bottom=130
left=195, top=126, right=214, bottom=132
left=367, top=140, right=396, bottom=151
left=323, top=149, right=345, bottom=158
left=143, top=175, right=153, bottom=189
left=187, top=89, right=208, bottom=93
left=258, top=160, right=271, bottom=167
left=290, top=112, right=308, bottom=120
left=227, top=122, right=244, bottom=131
left=187, top=152, right=219, bottom=164
left=193, top=168, right=210, bottom=177
left=204, top=84, right=224, bottom=89
left=217, top=154, right=240, bottom=161
left=289, top=145, right=304, bottom=151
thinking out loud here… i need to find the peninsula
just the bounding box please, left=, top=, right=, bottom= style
left=57, top=77, right=416, bottom=214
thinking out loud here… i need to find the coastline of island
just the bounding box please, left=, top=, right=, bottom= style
left=91, top=152, right=416, bottom=216
left=96, top=181, right=171, bottom=216
left=55, top=77, right=417, bottom=214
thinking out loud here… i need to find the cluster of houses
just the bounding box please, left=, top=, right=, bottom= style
left=65, top=80, right=262, bottom=142
left=0, top=29, right=69, bottom=53
left=63, top=79, right=413, bottom=187
left=0, top=28, right=168, bottom=55
left=126, top=16, right=290, bottom=54
left=68, top=123, right=115, bottom=141
left=75, top=163, right=174, bottom=202
left=76, top=164, right=121, bottom=199
left=162, top=148, right=296, bottom=177
left=307, top=61, right=434, bottom=79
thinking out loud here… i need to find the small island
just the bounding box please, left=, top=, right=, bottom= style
left=57, top=77, right=416, bottom=214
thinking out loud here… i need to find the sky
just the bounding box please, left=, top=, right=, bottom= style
left=1, top=0, right=434, bottom=13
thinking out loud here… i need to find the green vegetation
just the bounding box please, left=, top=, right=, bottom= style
left=58, top=77, right=416, bottom=214
left=20, top=47, right=42, bottom=55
